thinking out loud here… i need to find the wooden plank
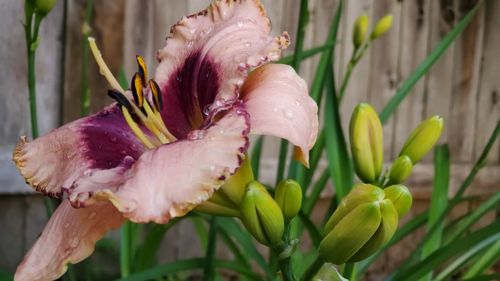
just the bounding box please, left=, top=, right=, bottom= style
left=0, top=196, right=26, bottom=274
left=63, top=0, right=125, bottom=123
left=366, top=0, right=403, bottom=160
left=23, top=196, right=48, bottom=253
left=473, top=0, right=500, bottom=163
left=423, top=0, right=456, bottom=149
left=392, top=0, right=431, bottom=162
left=123, top=0, right=155, bottom=77
left=0, top=0, right=64, bottom=144
left=448, top=0, right=485, bottom=163
left=339, top=0, right=373, bottom=134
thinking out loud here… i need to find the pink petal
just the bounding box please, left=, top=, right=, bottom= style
left=241, top=64, right=319, bottom=166
left=154, top=0, right=289, bottom=139
left=14, top=201, right=124, bottom=281
left=13, top=105, right=146, bottom=197
left=73, top=106, right=250, bottom=224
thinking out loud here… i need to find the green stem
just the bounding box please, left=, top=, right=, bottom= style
left=342, top=263, right=355, bottom=280
left=120, top=221, right=133, bottom=277
left=202, top=216, right=218, bottom=281
left=300, top=255, right=324, bottom=281
left=27, top=36, right=38, bottom=139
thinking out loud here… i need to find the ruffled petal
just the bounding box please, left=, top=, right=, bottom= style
left=14, top=201, right=124, bottom=281
left=241, top=64, right=319, bottom=166
left=154, top=0, right=289, bottom=138
left=13, top=105, right=146, bottom=197
left=72, top=105, right=250, bottom=224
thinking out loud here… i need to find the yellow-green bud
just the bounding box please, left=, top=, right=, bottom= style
left=240, top=181, right=284, bottom=246
left=399, top=116, right=444, bottom=164
left=388, top=155, right=413, bottom=185
left=352, top=14, right=369, bottom=48
left=319, top=201, right=382, bottom=264
left=313, top=264, right=348, bottom=281
left=195, top=157, right=254, bottom=217
left=370, top=15, right=393, bottom=40
left=349, top=103, right=384, bottom=183
left=274, top=180, right=302, bottom=222
left=348, top=199, right=398, bottom=262
left=35, top=0, right=57, bottom=17
left=218, top=156, right=254, bottom=206
left=320, top=184, right=399, bottom=264
left=384, top=184, right=412, bottom=217
left=324, top=183, right=384, bottom=235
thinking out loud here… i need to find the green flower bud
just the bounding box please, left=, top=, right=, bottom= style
left=349, top=103, right=384, bottom=183
left=320, top=184, right=400, bottom=264
left=370, top=15, right=393, bottom=40
left=240, top=181, right=284, bottom=246
left=352, top=14, right=369, bottom=48
left=319, top=201, right=382, bottom=264
left=194, top=157, right=254, bottom=217
left=324, top=183, right=384, bottom=235
left=384, top=184, right=412, bottom=217
left=348, top=199, right=398, bottom=262
left=35, top=0, right=57, bottom=17
left=274, top=180, right=302, bottom=222
left=218, top=156, right=254, bottom=206
left=399, top=116, right=444, bottom=164
left=388, top=155, right=413, bottom=185
left=313, top=264, right=348, bottom=281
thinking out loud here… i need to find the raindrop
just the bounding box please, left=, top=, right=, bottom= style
left=88, top=212, right=97, bottom=219
left=187, top=130, right=206, bottom=140
left=110, top=137, right=118, bottom=143
left=83, top=169, right=93, bottom=177
left=237, top=21, right=244, bottom=28
left=219, top=129, right=225, bottom=134
left=69, top=238, right=79, bottom=248
left=209, top=165, right=216, bottom=171
left=272, top=107, right=279, bottom=113
left=189, top=28, right=196, bottom=34
left=283, top=109, right=294, bottom=120
left=244, top=42, right=251, bottom=48
left=203, top=104, right=211, bottom=116
left=177, top=75, right=183, bottom=82
left=295, top=99, right=300, bottom=106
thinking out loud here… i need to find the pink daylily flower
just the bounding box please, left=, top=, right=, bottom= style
left=13, top=1, right=318, bottom=280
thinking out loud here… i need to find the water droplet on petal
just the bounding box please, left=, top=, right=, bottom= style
left=244, top=42, right=251, bottom=48
left=64, top=223, right=70, bottom=228
left=209, top=165, right=216, bottom=171
left=177, top=75, right=183, bottom=82
left=203, top=104, right=211, bottom=116
left=187, top=130, right=206, bottom=140
left=273, top=107, right=279, bottom=113
left=110, top=137, right=118, bottom=143
left=237, top=21, right=244, bottom=27
left=88, top=212, right=97, bottom=219
left=219, top=129, right=225, bottom=134
left=295, top=99, right=300, bottom=106
left=283, top=109, right=294, bottom=120
left=69, top=238, right=79, bottom=248
left=189, top=28, right=196, bottom=34
left=83, top=169, right=92, bottom=176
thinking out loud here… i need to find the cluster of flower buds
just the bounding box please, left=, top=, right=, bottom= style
left=352, top=14, right=393, bottom=49
left=195, top=157, right=303, bottom=247
left=319, top=103, right=443, bottom=264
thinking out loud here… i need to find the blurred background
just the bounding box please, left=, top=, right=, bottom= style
left=0, top=0, right=498, bottom=280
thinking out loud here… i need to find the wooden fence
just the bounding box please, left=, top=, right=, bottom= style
left=0, top=0, right=499, bottom=279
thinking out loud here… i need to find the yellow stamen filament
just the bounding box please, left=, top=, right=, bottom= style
left=143, top=101, right=176, bottom=141
left=88, top=38, right=124, bottom=93
left=122, top=107, right=156, bottom=149
left=88, top=37, right=178, bottom=148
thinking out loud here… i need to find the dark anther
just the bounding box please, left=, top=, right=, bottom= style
left=136, top=55, right=148, bottom=85
left=131, top=73, right=144, bottom=107
left=149, top=79, right=163, bottom=110
left=108, top=90, right=134, bottom=113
